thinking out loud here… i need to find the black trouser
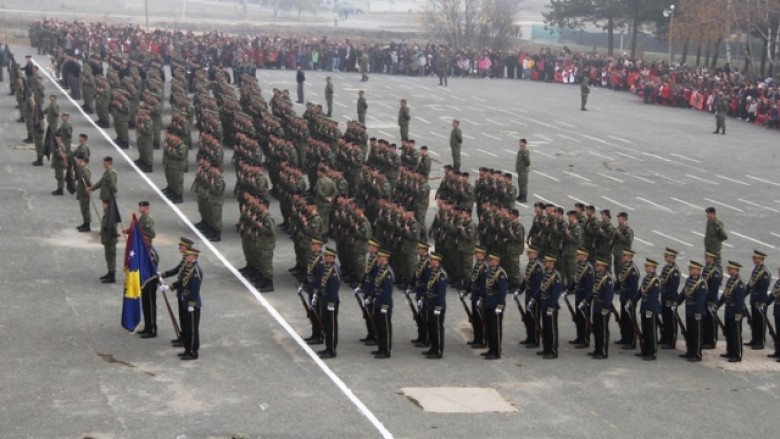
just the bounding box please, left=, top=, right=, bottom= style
left=363, top=298, right=376, bottom=340
left=685, top=314, right=702, bottom=359
left=702, top=307, right=718, bottom=347
left=415, top=301, right=428, bottom=343
left=486, top=306, right=503, bottom=356
left=470, top=299, right=484, bottom=344
left=427, top=308, right=445, bottom=355
left=749, top=304, right=766, bottom=347
left=180, top=307, right=200, bottom=354
left=323, top=302, right=339, bottom=354
left=774, top=307, right=780, bottom=354
left=376, top=308, right=392, bottom=354
left=619, top=301, right=635, bottom=347
left=177, top=297, right=187, bottom=343
left=542, top=308, right=559, bottom=355
left=661, top=304, right=677, bottom=346
left=594, top=310, right=610, bottom=357
left=141, top=284, right=157, bottom=334
left=308, top=293, right=322, bottom=339
left=575, top=297, right=591, bottom=345
left=524, top=300, right=540, bottom=345
left=640, top=311, right=658, bottom=357
left=725, top=314, right=743, bottom=359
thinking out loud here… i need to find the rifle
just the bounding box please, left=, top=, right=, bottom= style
left=759, top=307, right=778, bottom=344
left=158, top=276, right=181, bottom=340
left=458, top=290, right=473, bottom=323
left=672, top=306, right=688, bottom=338
left=404, top=289, right=422, bottom=323
left=512, top=291, right=527, bottom=324
left=354, top=288, right=374, bottom=326
left=708, top=306, right=726, bottom=335
left=297, top=285, right=323, bottom=328
left=529, top=300, right=543, bottom=336
left=626, top=303, right=645, bottom=352
left=580, top=305, right=594, bottom=332
left=743, top=305, right=753, bottom=325
left=562, top=292, right=576, bottom=322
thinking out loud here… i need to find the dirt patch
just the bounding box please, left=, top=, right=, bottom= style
left=400, top=387, right=518, bottom=413
left=95, top=351, right=156, bottom=377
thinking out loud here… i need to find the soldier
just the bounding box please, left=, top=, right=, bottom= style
left=745, top=250, right=770, bottom=350
left=398, top=99, right=410, bottom=140
left=437, top=52, right=448, bottom=86
left=561, top=210, right=582, bottom=286
left=315, top=166, right=337, bottom=234
left=702, top=251, right=723, bottom=349
left=45, top=94, right=59, bottom=132
left=519, top=247, right=543, bottom=347
left=359, top=239, right=381, bottom=344
left=532, top=255, right=562, bottom=359
left=357, top=90, right=367, bottom=125
left=704, top=207, right=728, bottom=265
left=515, top=138, right=530, bottom=203
left=56, top=112, right=72, bottom=151
left=162, top=134, right=186, bottom=204
left=615, top=249, right=639, bottom=350
left=713, top=92, right=727, bottom=134
left=423, top=252, right=447, bottom=359
left=580, top=76, right=590, bottom=111
left=582, top=206, right=599, bottom=264
left=659, top=248, right=682, bottom=349
left=455, top=207, right=476, bottom=288
left=139, top=204, right=160, bottom=338
left=167, top=247, right=203, bottom=360
left=632, top=258, right=661, bottom=360
left=295, top=66, right=305, bottom=104
left=111, top=92, right=130, bottom=148
left=763, top=267, right=780, bottom=360
left=567, top=248, right=594, bottom=348
left=74, top=154, right=92, bottom=232
left=595, top=209, right=614, bottom=272
left=410, top=242, right=431, bottom=347
left=316, top=247, right=341, bottom=359
left=449, top=119, right=462, bottom=172
left=372, top=250, right=394, bottom=359
left=73, top=133, right=90, bottom=163
left=325, top=76, right=334, bottom=117
left=505, top=209, right=525, bottom=290
left=304, top=238, right=326, bottom=345
left=256, top=198, right=276, bottom=292
left=677, top=260, right=707, bottom=362
left=717, top=261, right=746, bottom=362
left=135, top=111, right=154, bottom=172
left=359, top=51, right=369, bottom=82
left=418, top=146, right=432, bottom=179
left=482, top=253, right=507, bottom=359
left=99, top=199, right=119, bottom=284
left=585, top=259, right=614, bottom=359
left=89, top=156, right=118, bottom=202
left=160, top=237, right=195, bottom=348
left=612, top=212, right=633, bottom=275
left=50, top=132, right=69, bottom=196
left=464, top=246, right=488, bottom=348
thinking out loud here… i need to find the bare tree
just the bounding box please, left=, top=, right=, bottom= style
left=422, top=0, right=522, bottom=50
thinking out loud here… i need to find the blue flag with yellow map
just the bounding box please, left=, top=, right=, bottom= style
left=121, top=214, right=156, bottom=332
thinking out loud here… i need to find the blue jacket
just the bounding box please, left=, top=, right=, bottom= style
left=569, top=261, right=594, bottom=304
left=660, top=263, right=681, bottom=304
left=320, top=263, right=341, bottom=304
left=718, top=275, right=746, bottom=317
left=484, top=266, right=508, bottom=308
left=361, top=253, right=378, bottom=297
left=588, top=272, right=614, bottom=315
left=411, top=256, right=431, bottom=299
left=173, top=261, right=203, bottom=308
left=464, top=261, right=487, bottom=302
left=539, top=269, right=562, bottom=310
left=678, top=276, right=707, bottom=316
left=616, top=262, right=639, bottom=303
left=765, top=279, right=780, bottom=307
left=373, top=264, right=394, bottom=310
left=703, top=263, right=722, bottom=304
left=425, top=267, right=448, bottom=311
left=633, top=272, right=661, bottom=315
left=521, top=259, right=543, bottom=305
left=747, top=264, right=770, bottom=306
left=306, top=252, right=325, bottom=298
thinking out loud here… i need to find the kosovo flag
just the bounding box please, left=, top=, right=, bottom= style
left=121, top=214, right=156, bottom=332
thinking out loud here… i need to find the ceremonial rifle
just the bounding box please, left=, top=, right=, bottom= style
left=672, top=306, right=688, bottom=338
left=743, top=305, right=753, bottom=326
left=580, top=305, right=595, bottom=332
left=708, top=306, right=726, bottom=335
left=760, top=307, right=778, bottom=344
left=404, top=289, right=422, bottom=324
left=297, top=285, right=323, bottom=328
left=626, top=303, right=645, bottom=352
left=156, top=274, right=180, bottom=339
left=562, top=291, right=576, bottom=322
left=354, top=288, right=374, bottom=327
left=529, top=300, right=543, bottom=336
left=458, top=290, right=473, bottom=323
left=512, top=290, right=527, bottom=324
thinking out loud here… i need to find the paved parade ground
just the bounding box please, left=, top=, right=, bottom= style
left=2, top=46, right=780, bottom=439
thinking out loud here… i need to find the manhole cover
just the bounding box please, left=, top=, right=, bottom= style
left=400, top=387, right=517, bottom=413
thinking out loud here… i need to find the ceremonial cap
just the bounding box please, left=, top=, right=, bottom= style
left=527, top=246, right=540, bottom=254
left=576, top=248, right=589, bottom=256
left=727, top=260, right=742, bottom=270
left=179, top=237, right=194, bottom=247
left=596, top=259, right=610, bottom=267
left=324, top=247, right=337, bottom=257
left=544, top=255, right=557, bottom=263
left=368, top=239, right=380, bottom=247
left=664, top=248, right=679, bottom=257
left=753, top=250, right=767, bottom=259
left=429, top=252, right=443, bottom=262
left=688, top=260, right=703, bottom=269
left=474, top=245, right=487, bottom=254
left=417, top=241, right=430, bottom=250
left=138, top=201, right=150, bottom=207
left=645, top=258, right=659, bottom=267
left=311, top=238, right=324, bottom=246
left=185, top=248, right=200, bottom=256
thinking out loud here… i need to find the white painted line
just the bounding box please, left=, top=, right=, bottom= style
left=389, top=93, right=401, bottom=99
left=515, top=202, right=529, bottom=209
left=716, top=174, right=750, bottom=186
left=429, top=131, right=447, bottom=139
left=418, top=85, right=431, bottom=90
left=533, top=134, right=553, bottom=142
left=564, top=171, right=591, bottom=182
left=449, top=105, right=462, bottom=111
left=532, top=170, right=560, bottom=182
left=534, top=194, right=558, bottom=206
left=534, top=150, right=557, bottom=159
left=732, top=231, right=777, bottom=250
left=472, top=96, right=487, bottom=103
left=482, top=133, right=502, bottom=141
left=652, top=230, right=694, bottom=247
left=399, top=85, right=413, bottom=90
left=636, top=197, right=673, bottom=213
left=485, top=118, right=504, bottom=126
left=450, top=95, right=466, bottom=101
left=629, top=175, right=656, bottom=184
left=408, top=132, right=420, bottom=139
left=746, top=175, right=780, bottom=186
left=309, top=91, right=320, bottom=96
left=595, top=172, right=623, bottom=183
left=579, top=133, right=616, bottom=146
left=368, top=115, right=381, bottom=122
left=556, top=120, right=575, bottom=128
left=738, top=199, right=780, bottom=213
left=509, top=119, right=529, bottom=126
left=703, top=198, right=743, bottom=213
left=654, top=173, right=687, bottom=185
left=601, top=196, right=635, bottom=211
left=568, top=195, right=589, bottom=205
left=685, top=174, right=718, bottom=185
left=557, top=134, right=580, bottom=142
left=634, top=237, right=655, bottom=246
left=691, top=231, right=734, bottom=248
left=671, top=197, right=704, bottom=210
left=415, top=116, right=431, bottom=124
left=461, top=152, right=471, bottom=157
left=37, top=59, right=394, bottom=439
left=378, top=130, right=395, bottom=139
left=477, top=148, right=498, bottom=157
left=463, top=134, right=476, bottom=140
left=587, top=150, right=614, bottom=161
left=771, top=232, right=780, bottom=239
left=341, top=115, right=352, bottom=120
left=428, top=150, right=440, bottom=157
left=376, top=102, right=392, bottom=109
left=504, top=149, right=516, bottom=155
left=381, top=84, right=393, bottom=89
left=641, top=152, right=673, bottom=163
left=615, top=152, right=640, bottom=160
left=607, top=135, right=632, bottom=144
left=521, top=116, right=557, bottom=129
left=670, top=153, right=700, bottom=163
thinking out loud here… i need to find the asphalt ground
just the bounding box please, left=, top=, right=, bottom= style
left=1, top=47, right=780, bottom=439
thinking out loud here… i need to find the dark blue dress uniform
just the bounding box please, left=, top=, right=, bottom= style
left=702, top=261, right=723, bottom=348
left=519, top=256, right=543, bottom=347
left=569, top=259, right=594, bottom=347
left=537, top=265, right=562, bottom=359
left=484, top=261, right=508, bottom=359
left=586, top=264, right=614, bottom=359
left=410, top=253, right=431, bottom=345
left=373, top=259, right=394, bottom=358
left=162, top=253, right=188, bottom=345
left=305, top=250, right=325, bottom=343
left=140, top=246, right=160, bottom=337
left=424, top=263, right=447, bottom=358
left=318, top=257, right=341, bottom=358
left=463, top=256, right=487, bottom=346
left=718, top=268, right=746, bottom=362
left=632, top=261, right=661, bottom=359
left=677, top=269, right=707, bottom=361
left=764, top=278, right=780, bottom=358
left=172, top=259, right=203, bottom=360
left=746, top=258, right=770, bottom=349
left=360, top=249, right=379, bottom=343
left=616, top=260, right=639, bottom=348
left=659, top=259, right=681, bottom=348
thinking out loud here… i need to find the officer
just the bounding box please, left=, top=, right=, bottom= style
left=304, top=238, right=326, bottom=345
left=567, top=248, right=594, bottom=348
left=423, top=252, right=447, bottom=359
left=74, top=154, right=92, bottom=232
left=357, top=90, right=367, bottom=125
left=372, top=250, right=394, bottom=359
left=532, top=255, right=562, bottom=359
left=483, top=253, right=507, bottom=360
left=745, top=250, right=770, bottom=350
left=515, top=138, right=530, bottom=203
left=519, top=246, right=544, bottom=347
left=99, top=199, right=119, bottom=284
left=464, top=246, right=488, bottom=348
left=324, top=76, right=334, bottom=117
left=449, top=119, right=462, bottom=172
left=167, top=247, right=203, bottom=360
left=704, top=207, right=728, bottom=265
left=713, top=92, right=728, bottom=134
left=677, top=260, right=707, bottom=362
left=160, top=237, right=195, bottom=347
left=89, top=156, right=118, bottom=202
left=632, top=258, right=661, bottom=360
left=139, top=227, right=160, bottom=338
left=410, top=242, right=431, bottom=347
left=584, top=259, right=614, bottom=359
left=702, top=251, right=723, bottom=349
left=398, top=99, right=410, bottom=140
left=659, top=248, right=681, bottom=349
left=763, top=267, right=780, bottom=360
left=717, top=261, right=746, bottom=362
left=580, top=76, right=590, bottom=111
left=316, top=247, right=341, bottom=359
left=615, top=249, right=639, bottom=349
left=359, top=239, right=381, bottom=344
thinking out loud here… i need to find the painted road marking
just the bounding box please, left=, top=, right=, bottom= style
left=671, top=197, right=704, bottom=210
left=601, top=196, right=635, bottom=211
left=534, top=194, right=558, bottom=206
left=556, top=120, right=575, bottom=128
left=685, top=174, right=718, bottom=185
left=557, top=134, right=580, bottom=142
left=482, top=133, right=502, bottom=141
left=616, top=152, right=641, bottom=161
left=716, top=174, right=750, bottom=186
left=595, top=172, right=623, bottom=183
left=533, top=170, right=560, bottom=182
left=533, top=150, right=557, bottom=159
left=628, top=174, right=656, bottom=184
left=641, top=152, right=673, bottom=163
left=485, top=118, right=504, bottom=126
left=416, top=116, right=431, bottom=124
left=568, top=195, right=589, bottom=205
left=634, top=237, right=655, bottom=246
left=652, top=230, right=693, bottom=247
left=691, top=231, right=734, bottom=248
left=746, top=175, right=780, bottom=186
left=738, top=199, right=780, bottom=213
left=429, top=131, right=447, bottom=139
left=607, top=135, right=632, bottom=144
left=732, top=231, right=776, bottom=249
left=509, top=119, right=529, bottom=126
left=477, top=148, right=498, bottom=157
left=564, top=171, right=591, bottom=182
left=636, top=197, right=673, bottom=213
left=703, top=197, right=743, bottom=212
left=587, top=150, right=614, bottom=161
left=671, top=153, right=700, bottom=163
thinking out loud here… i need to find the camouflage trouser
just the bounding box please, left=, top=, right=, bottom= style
left=114, top=117, right=129, bottom=143
left=561, top=253, right=576, bottom=286
left=153, top=117, right=162, bottom=147
left=105, top=242, right=116, bottom=273
left=138, top=135, right=153, bottom=165
left=79, top=198, right=91, bottom=224
left=83, top=87, right=95, bottom=110
left=295, top=241, right=311, bottom=270
left=33, top=128, right=44, bottom=157
left=243, top=235, right=258, bottom=267
left=209, top=198, right=223, bottom=231
left=53, top=162, right=65, bottom=188
left=97, top=100, right=110, bottom=124
left=25, top=113, right=33, bottom=137
left=197, top=195, right=210, bottom=225
left=505, top=252, right=522, bottom=288
left=258, top=247, right=274, bottom=280
left=317, top=205, right=331, bottom=232
left=165, top=161, right=184, bottom=196
left=400, top=124, right=408, bottom=140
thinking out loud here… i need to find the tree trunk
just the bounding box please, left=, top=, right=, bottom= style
left=760, top=37, right=768, bottom=77
left=744, top=37, right=753, bottom=75
left=681, top=38, right=690, bottom=66
left=711, top=38, right=722, bottom=70
left=696, top=42, right=702, bottom=67
left=629, top=16, right=640, bottom=60
left=607, top=15, right=614, bottom=57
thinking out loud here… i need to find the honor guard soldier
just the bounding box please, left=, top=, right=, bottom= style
left=410, top=242, right=432, bottom=347
left=357, top=90, right=367, bottom=125
left=717, top=261, right=746, bottom=362
left=160, top=237, right=195, bottom=347
left=463, top=246, right=488, bottom=348
left=423, top=252, right=447, bottom=359
left=568, top=248, right=594, bottom=348
left=372, top=250, right=394, bottom=359
left=632, top=258, right=661, bottom=360
left=533, top=255, right=562, bottom=359
left=659, top=248, right=681, bottom=349
left=305, top=238, right=326, bottom=345
left=482, top=253, right=508, bottom=360
left=615, top=250, right=639, bottom=350
left=677, top=260, right=707, bottom=362
left=519, top=246, right=544, bottom=348
left=139, top=204, right=159, bottom=338
left=168, top=247, right=203, bottom=360
left=358, top=239, right=381, bottom=344
left=585, top=259, right=614, bottom=359
left=763, top=267, right=780, bottom=360
left=702, top=252, right=723, bottom=349
left=746, top=250, right=770, bottom=350
left=316, top=247, right=340, bottom=359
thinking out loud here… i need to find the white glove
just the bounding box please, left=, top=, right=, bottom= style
left=578, top=302, right=586, bottom=310
left=380, top=308, right=388, bottom=314
left=312, top=296, right=319, bottom=307
left=671, top=305, right=677, bottom=312
left=513, top=291, right=520, bottom=299
left=433, top=309, right=441, bottom=316
left=476, top=299, right=483, bottom=308
left=160, top=284, right=170, bottom=293
left=624, top=304, right=631, bottom=313
left=364, top=298, right=371, bottom=306
left=417, top=299, right=423, bottom=309
left=187, top=306, right=194, bottom=312
left=354, top=287, right=362, bottom=294
left=156, top=271, right=162, bottom=278
left=495, top=307, right=503, bottom=315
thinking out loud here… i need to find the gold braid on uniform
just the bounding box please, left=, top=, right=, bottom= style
left=660, top=265, right=677, bottom=286
left=524, top=260, right=539, bottom=282
left=176, top=256, right=187, bottom=277
left=684, top=278, right=705, bottom=299
left=749, top=267, right=767, bottom=287
left=574, top=262, right=591, bottom=283
left=723, top=278, right=739, bottom=298
left=594, top=272, right=610, bottom=292
left=427, top=269, right=442, bottom=292
left=416, top=257, right=429, bottom=279
left=618, top=264, right=635, bottom=283
left=486, top=268, right=502, bottom=290
left=181, top=263, right=197, bottom=287
left=640, top=274, right=658, bottom=300
left=365, top=254, right=377, bottom=274
left=321, top=265, right=336, bottom=289
left=375, top=266, right=390, bottom=288
left=703, top=265, right=720, bottom=281
left=771, top=281, right=780, bottom=299
left=471, top=263, right=484, bottom=282
left=307, top=254, right=322, bottom=274
left=541, top=271, right=558, bottom=292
